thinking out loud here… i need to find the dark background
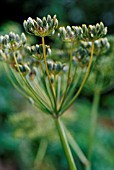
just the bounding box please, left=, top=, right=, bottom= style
left=0, top=0, right=114, bottom=33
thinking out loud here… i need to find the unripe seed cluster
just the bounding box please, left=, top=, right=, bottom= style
left=58, top=22, right=107, bottom=42
left=81, top=37, right=110, bottom=56
left=26, top=44, right=51, bottom=60
left=0, top=32, right=26, bottom=53
left=47, top=60, right=65, bottom=75
left=23, top=15, right=58, bottom=37
left=73, top=47, right=90, bottom=67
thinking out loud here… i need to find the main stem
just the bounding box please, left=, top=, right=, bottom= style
left=55, top=117, right=77, bottom=170
left=86, top=90, right=100, bottom=170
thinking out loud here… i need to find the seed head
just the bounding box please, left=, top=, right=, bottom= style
left=28, top=44, right=51, bottom=61
left=23, top=15, right=58, bottom=37
left=0, top=32, right=27, bottom=52
left=58, top=22, right=107, bottom=42
left=58, top=26, right=75, bottom=42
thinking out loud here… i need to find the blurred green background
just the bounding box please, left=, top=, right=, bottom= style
left=0, top=0, right=114, bottom=170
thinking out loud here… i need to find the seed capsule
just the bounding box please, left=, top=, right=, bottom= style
left=47, top=61, right=53, bottom=71
left=9, top=32, right=15, bottom=41
left=36, top=17, right=43, bottom=27
left=21, top=33, right=27, bottom=44
left=66, top=26, right=72, bottom=34
left=15, top=34, right=20, bottom=43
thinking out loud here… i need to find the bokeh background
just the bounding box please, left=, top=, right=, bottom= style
left=0, top=0, right=114, bottom=170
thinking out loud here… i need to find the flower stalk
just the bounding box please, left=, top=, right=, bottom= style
left=61, top=41, right=95, bottom=114
left=58, top=46, right=73, bottom=112
left=42, top=36, right=57, bottom=113
left=55, top=117, right=77, bottom=170
left=86, top=89, right=100, bottom=170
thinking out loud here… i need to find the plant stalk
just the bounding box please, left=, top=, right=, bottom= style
left=33, top=139, right=48, bottom=170
left=64, top=126, right=89, bottom=167
left=58, top=47, right=73, bottom=112
left=55, top=117, right=77, bottom=170
left=42, top=37, right=57, bottom=113
left=86, top=90, right=100, bottom=170
left=61, top=41, right=94, bottom=114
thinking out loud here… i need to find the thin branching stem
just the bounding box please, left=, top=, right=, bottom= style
left=86, top=89, right=100, bottom=170
left=42, top=37, right=57, bottom=113
left=56, top=75, right=61, bottom=106
left=63, top=125, right=89, bottom=167
left=5, top=63, right=51, bottom=114
left=39, top=62, right=55, bottom=109
left=13, top=54, right=52, bottom=114
left=62, top=67, right=82, bottom=109
left=58, top=46, right=73, bottom=112
left=61, top=41, right=95, bottom=114
left=4, top=63, right=29, bottom=99
left=33, top=139, right=48, bottom=170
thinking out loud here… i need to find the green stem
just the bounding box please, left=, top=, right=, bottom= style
left=40, top=62, right=55, bottom=110
left=55, top=117, right=77, bottom=170
left=86, top=90, right=100, bottom=170
left=58, top=48, right=73, bottom=112
left=42, top=37, right=57, bottom=113
left=33, top=139, right=48, bottom=170
left=56, top=75, right=61, bottom=105
left=13, top=55, right=52, bottom=114
left=64, top=126, right=89, bottom=167
left=61, top=41, right=94, bottom=114
left=61, top=67, right=82, bottom=115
